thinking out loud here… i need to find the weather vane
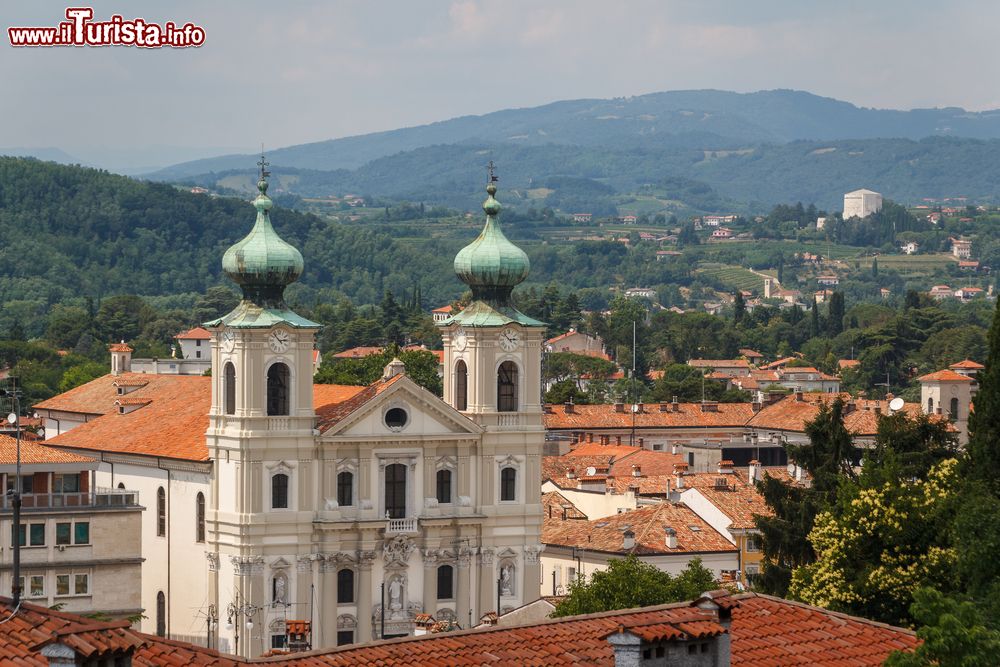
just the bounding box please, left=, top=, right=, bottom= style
left=257, top=144, right=270, bottom=181
left=487, top=160, right=498, bottom=184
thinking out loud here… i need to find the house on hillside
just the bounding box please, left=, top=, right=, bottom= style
left=545, top=330, right=607, bottom=358
left=952, top=238, right=973, bottom=259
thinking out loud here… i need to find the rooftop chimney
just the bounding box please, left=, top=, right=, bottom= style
left=109, top=341, right=133, bottom=376
left=383, top=357, right=406, bottom=379
left=566, top=468, right=575, bottom=479
left=717, top=460, right=734, bottom=474
left=664, top=526, right=678, bottom=549
left=672, top=396, right=680, bottom=412
left=700, top=401, right=719, bottom=412
left=794, top=391, right=804, bottom=402
left=614, top=403, right=624, bottom=413
left=632, top=465, right=642, bottom=477
left=659, top=403, right=669, bottom=412
left=622, top=529, right=635, bottom=550
left=751, top=400, right=762, bottom=413
left=748, top=459, right=761, bottom=484
left=564, top=401, right=574, bottom=414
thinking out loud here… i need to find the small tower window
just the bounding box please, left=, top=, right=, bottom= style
left=156, top=591, right=166, bottom=637
left=497, top=361, right=518, bottom=412
left=437, top=565, right=454, bottom=600
left=157, top=487, right=166, bottom=537
left=455, top=360, right=468, bottom=411
left=927, top=397, right=934, bottom=414
left=195, top=492, right=205, bottom=543
left=267, top=363, right=290, bottom=416
left=500, top=467, right=517, bottom=502
left=385, top=463, right=406, bottom=519
left=337, top=569, right=355, bottom=604
left=436, top=469, right=452, bottom=504
left=224, top=362, right=236, bottom=415
left=950, top=397, right=959, bottom=420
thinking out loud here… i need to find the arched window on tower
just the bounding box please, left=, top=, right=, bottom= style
left=455, top=360, right=468, bottom=411
left=267, top=363, right=290, bottom=416
left=272, top=473, right=289, bottom=509
left=950, top=397, right=960, bottom=420
left=156, top=487, right=166, bottom=537
left=156, top=591, right=166, bottom=637
left=927, top=397, right=934, bottom=414
left=337, top=471, right=353, bottom=507
left=224, top=362, right=236, bottom=415
left=497, top=361, right=518, bottom=412
left=337, top=569, right=355, bottom=603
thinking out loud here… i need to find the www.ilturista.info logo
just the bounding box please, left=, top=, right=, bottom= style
left=8, top=7, right=205, bottom=48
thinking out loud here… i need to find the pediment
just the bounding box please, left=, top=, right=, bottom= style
left=321, top=375, right=483, bottom=439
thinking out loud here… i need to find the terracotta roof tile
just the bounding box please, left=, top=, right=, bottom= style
left=747, top=393, right=931, bottom=436
left=108, top=343, right=133, bottom=353
left=544, top=502, right=737, bottom=555
left=545, top=403, right=754, bottom=430
left=175, top=326, right=212, bottom=340
left=542, top=491, right=588, bottom=520
left=917, top=369, right=974, bottom=382
left=688, top=359, right=751, bottom=369
left=0, top=435, right=95, bottom=466
left=42, top=373, right=366, bottom=462
left=315, top=375, right=403, bottom=432
left=949, top=359, right=984, bottom=369
left=679, top=471, right=772, bottom=530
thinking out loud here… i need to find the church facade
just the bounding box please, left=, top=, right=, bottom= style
left=37, top=167, right=545, bottom=657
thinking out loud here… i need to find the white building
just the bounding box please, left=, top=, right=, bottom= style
left=952, top=239, right=973, bottom=259
left=843, top=189, right=882, bottom=220
left=37, top=171, right=547, bottom=656
left=918, top=368, right=974, bottom=445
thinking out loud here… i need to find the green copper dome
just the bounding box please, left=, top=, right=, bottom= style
left=222, top=176, right=304, bottom=308
left=454, top=182, right=529, bottom=305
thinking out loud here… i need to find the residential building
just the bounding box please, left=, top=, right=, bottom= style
left=919, top=368, right=974, bottom=444
left=815, top=216, right=827, bottom=229
left=619, top=215, right=637, bottom=224
left=955, top=286, right=984, bottom=302
left=175, top=326, right=212, bottom=360
left=687, top=359, right=751, bottom=377
left=655, top=250, right=681, bottom=261
left=949, top=359, right=984, bottom=382
left=545, top=330, right=607, bottom=358
left=958, top=260, right=980, bottom=271
left=34, top=173, right=548, bottom=654
left=431, top=305, right=454, bottom=323
left=572, top=213, right=592, bottom=223
left=901, top=241, right=919, bottom=255
left=624, top=287, right=657, bottom=300
left=0, top=435, right=142, bottom=618
left=711, top=228, right=733, bottom=239
left=814, top=290, right=833, bottom=304
left=929, top=285, right=954, bottom=300
left=815, top=275, right=839, bottom=286
left=541, top=495, right=739, bottom=594
left=739, top=349, right=764, bottom=365
left=775, top=366, right=840, bottom=393
left=704, top=215, right=737, bottom=226
left=952, top=238, right=973, bottom=259
left=0, top=589, right=921, bottom=666
left=837, top=359, right=860, bottom=372
left=843, top=189, right=883, bottom=219
left=880, top=287, right=892, bottom=299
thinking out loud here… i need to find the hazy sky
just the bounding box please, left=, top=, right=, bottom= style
left=3, top=0, right=999, bottom=170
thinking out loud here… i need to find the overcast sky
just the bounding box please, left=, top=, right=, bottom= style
left=3, top=0, right=998, bottom=170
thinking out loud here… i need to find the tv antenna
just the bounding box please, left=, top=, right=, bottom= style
left=257, top=145, right=270, bottom=181
left=487, top=160, right=498, bottom=184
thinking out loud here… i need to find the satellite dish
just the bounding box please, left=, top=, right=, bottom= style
left=6, top=413, right=16, bottom=425
left=889, top=397, right=905, bottom=412
left=631, top=404, right=640, bottom=413
left=37, top=428, right=45, bottom=439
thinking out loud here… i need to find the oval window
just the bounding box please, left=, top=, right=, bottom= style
left=385, top=407, right=408, bottom=430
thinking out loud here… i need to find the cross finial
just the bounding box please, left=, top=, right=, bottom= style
left=257, top=145, right=270, bottom=181
left=487, top=160, right=498, bottom=183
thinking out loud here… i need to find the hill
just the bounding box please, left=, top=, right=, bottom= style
left=149, top=89, right=1000, bottom=182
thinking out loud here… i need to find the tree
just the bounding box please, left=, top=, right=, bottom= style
left=809, top=297, right=820, bottom=338
left=733, top=290, right=746, bottom=325
left=965, top=296, right=1000, bottom=494
left=871, top=256, right=879, bottom=278
left=754, top=398, right=855, bottom=596
left=551, top=555, right=716, bottom=617
left=827, top=291, right=845, bottom=337
left=884, top=588, right=1000, bottom=667
left=314, top=345, right=443, bottom=396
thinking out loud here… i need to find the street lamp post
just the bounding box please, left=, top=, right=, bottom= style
left=226, top=590, right=260, bottom=656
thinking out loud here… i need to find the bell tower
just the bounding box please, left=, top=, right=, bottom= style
left=203, top=157, right=321, bottom=657
left=440, top=165, right=546, bottom=430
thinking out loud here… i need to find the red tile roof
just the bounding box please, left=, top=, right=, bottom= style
left=545, top=402, right=755, bottom=430
left=916, top=369, right=974, bottom=383
left=176, top=326, right=212, bottom=340
left=679, top=471, right=772, bottom=530
left=688, top=359, right=751, bottom=369
left=315, top=374, right=404, bottom=433
left=41, top=373, right=366, bottom=462
left=0, top=434, right=95, bottom=466
left=542, top=491, right=588, bottom=520
left=0, top=591, right=918, bottom=666
left=108, top=343, right=133, bottom=353
left=950, top=359, right=984, bottom=370
left=747, top=393, right=930, bottom=436
left=544, top=501, right=737, bottom=555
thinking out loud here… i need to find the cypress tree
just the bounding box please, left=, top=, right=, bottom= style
left=809, top=297, right=820, bottom=338
left=966, top=297, right=1000, bottom=492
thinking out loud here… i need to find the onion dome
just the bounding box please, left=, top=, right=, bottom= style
left=454, top=179, right=529, bottom=305
left=222, top=168, right=304, bottom=308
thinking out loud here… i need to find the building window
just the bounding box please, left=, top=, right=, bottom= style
left=11, top=524, right=25, bottom=547
left=746, top=535, right=761, bottom=552
left=29, top=523, right=45, bottom=546
left=497, top=361, right=518, bottom=412
left=437, top=565, right=454, bottom=600
left=224, top=362, right=236, bottom=415
left=53, top=473, right=80, bottom=494
left=74, top=522, right=89, bottom=545
left=337, top=630, right=354, bottom=646
left=29, top=575, right=44, bottom=597
left=156, top=591, right=166, bottom=637
left=157, top=487, right=166, bottom=537
left=950, top=397, right=960, bottom=420
left=196, top=351, right=202, bottom=359
left=385, top=407, right=408, bottom=430
left=56, top=522, right=71, bottom=545
left=6, top=474, right=32, bottom=494
left=436, top=469, right=452, bottom=504
left=500, top=467, right=517, bottom=502
left=384, top=463, right=406, bottom=519
left=74, top=573, right=89, bottom=595
left=337, top=569, right=354, bottom=604
left=337, top=471, right=353, bottom=507
left=56, top=574, right=70, bottom=596
left=271, top=635, right=286, bottom=650
left=272, top=473, right=289, bottom=509
left=196, top=492, right=205, bottom=543
left=455, top=360, right=468, bottom=411
left=266, top=363, right=290, bottom=416
left=927, top=397, right=934, bottom=414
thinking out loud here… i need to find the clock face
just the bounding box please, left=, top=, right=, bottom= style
left=221, top=329, right=236, bottom=353
left=498, top=327, right=520, bottom=352
left=268, top=328, right=291, bottom=353
left=453, top=327, right=468, bottom=352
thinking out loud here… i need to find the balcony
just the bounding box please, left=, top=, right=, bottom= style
left=384, top=517, right=418, bottom=534
left=0, top=487, right=140, bottom=511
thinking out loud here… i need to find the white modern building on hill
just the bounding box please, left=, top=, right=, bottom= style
left=33, top=169, right=546, bottom=657
left=843, top=189, right=882, bottom=220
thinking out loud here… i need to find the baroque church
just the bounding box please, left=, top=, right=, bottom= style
left=33, top=166, right=546, bottom=656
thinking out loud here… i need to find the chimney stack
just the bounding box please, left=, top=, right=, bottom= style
left=566, top=468, right=575, bottom=479
left=622, top=529, right=635, bottom=551
left=632, top=465, right=641, bottom=477
left=717, top=459, right=734, bottom=474
left=659, top=403, right=669, bottom=412
left=794, top=391, right=804, bottom=402
left=614, top=403, right=624, bottom=414
left=564, top=401, right=574, bottom=414
left=673, top=463, right=688, bottom=489
left=748, top=459, right=761, bottom=484
left=751, top=400, right=762, bottom=413
left=664, top=527, right=678, bottom=549
left=672, top=396, right=680, bottom=412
